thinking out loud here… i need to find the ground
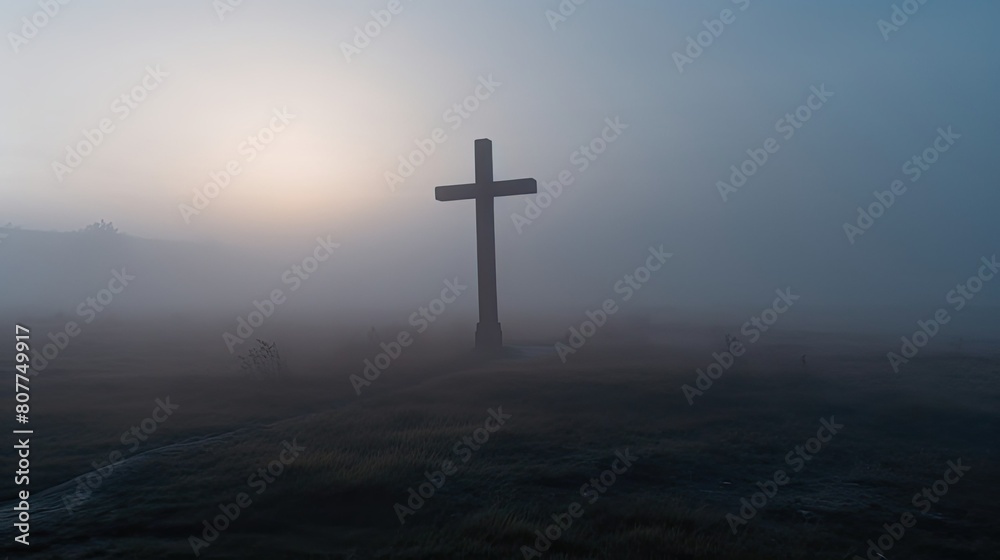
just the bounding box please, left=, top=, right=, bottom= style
left=2, top=320, right=998, bottom=559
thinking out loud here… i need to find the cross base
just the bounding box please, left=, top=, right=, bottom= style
left=475, top=322, right=503, bottom=352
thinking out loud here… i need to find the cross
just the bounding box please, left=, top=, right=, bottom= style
left=435, top=139, right=537, bottom=352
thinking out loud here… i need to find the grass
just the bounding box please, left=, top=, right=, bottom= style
left=2, top=322, right=998, bottom=559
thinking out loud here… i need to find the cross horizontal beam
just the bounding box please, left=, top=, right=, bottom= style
left=435, top=178, right=537, bottom=202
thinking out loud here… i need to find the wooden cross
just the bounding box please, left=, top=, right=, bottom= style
left=435, top=139, right=537, bottom=351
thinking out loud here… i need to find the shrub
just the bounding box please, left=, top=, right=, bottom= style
left=238, top=339, right=285, bottom=379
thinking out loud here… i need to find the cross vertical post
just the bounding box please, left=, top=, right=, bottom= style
left=474, top=139, right=501, bottom=349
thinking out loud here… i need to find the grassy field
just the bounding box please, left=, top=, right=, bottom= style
left=2, top=322, right=998, bottom=559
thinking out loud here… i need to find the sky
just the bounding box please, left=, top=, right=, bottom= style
left=2, top=0, right=999, bottom=333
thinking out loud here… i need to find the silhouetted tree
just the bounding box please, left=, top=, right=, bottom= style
left=80, top=220, right=119, bottom=235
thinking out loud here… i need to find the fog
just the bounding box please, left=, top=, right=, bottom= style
left=3, top=1, right=999, bottom=344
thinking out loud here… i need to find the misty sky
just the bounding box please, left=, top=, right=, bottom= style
left=2, top=0, right=999, bottom=327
